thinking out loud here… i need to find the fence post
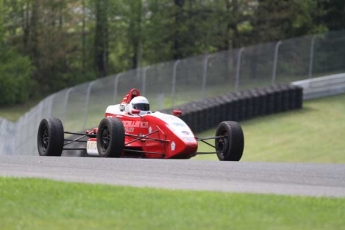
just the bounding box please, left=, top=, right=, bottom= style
left=38, top=100, right=44, bottom=123
left=0, top=119, right=4, bottom=155
left=235, top=48, right=244, bottom=91
left=83, top=81, right=96, bottom=130
left=308, top=35, right=317, bottom=79
left=19, top=114, right=28, bottom=154
left=62, top=88, right=73, bottom=122
left=113, top=73, right=123, bottom=103
left=272, top=40, right=282, bottom=84
left=171, top=59, right=180, bottom=107
left=36, top=101, right=44, bottom=148
left=47, top=94, right=55, bottom=118
left=14, top=119, right=18, bottom=154
left=201, top=54, right=209, bottom=99
left=38, top=94, right=54, bottom=121
left=142, top=66, right=150, bottom=96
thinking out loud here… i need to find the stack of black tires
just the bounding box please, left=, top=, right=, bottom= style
left=163, top=84, right=303, bottom=133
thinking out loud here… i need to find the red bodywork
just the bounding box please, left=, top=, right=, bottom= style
left=88, top=88, right=198, bottom=159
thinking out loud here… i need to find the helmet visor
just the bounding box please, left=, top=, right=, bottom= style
left=133, top=103, right=150, bottom=111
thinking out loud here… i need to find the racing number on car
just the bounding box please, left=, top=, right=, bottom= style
left=87, top=141, right=97, bottom=150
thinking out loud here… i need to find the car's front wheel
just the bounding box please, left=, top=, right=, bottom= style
left=215, top=121, right=244, bottom=161
left=97, top=117, right=125, bottom=157
left=37, top=118, right=64, bottom=156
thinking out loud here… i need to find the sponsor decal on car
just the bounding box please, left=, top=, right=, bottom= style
left=125, top=127, right=135, bottom=132
left=171, top=141, right=176, bottom=151
left=172, top=122, right=186, bottom=127
left=183, top=137, right=195, bottom=142
left=182, top=131, right=190, bottom=135
left=122, top=121, right=149, bottom=128
left=123, top=121, right=149, bottom=133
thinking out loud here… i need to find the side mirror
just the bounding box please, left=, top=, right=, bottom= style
left=120, top=104, right=125, bottom=111
left=131, top=109, right=141, bottom=115
left=173, top=110, right=182, bottom=116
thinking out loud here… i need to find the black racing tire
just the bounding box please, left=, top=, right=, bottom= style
left=37, top=118, right=64, bottom=156
left=215, top=121, right=244, bottom=161
left=97, top=117, right=125, bottom=158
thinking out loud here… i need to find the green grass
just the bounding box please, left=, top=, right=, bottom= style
left=196, top=93, right=345, bottom=163
left=0, top=98, right=42, bottom=122
left=0, top=177, right=344, bottom=230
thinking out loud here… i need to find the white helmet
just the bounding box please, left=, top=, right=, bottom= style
left=128, top=96, right=150, bottom=115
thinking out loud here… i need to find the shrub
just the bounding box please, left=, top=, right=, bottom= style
left=0, top=45, right=33, bottom=105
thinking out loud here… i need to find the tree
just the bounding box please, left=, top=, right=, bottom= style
left=0, top=0, right=33, bottom=105
left=94, top=0, right=109, bottom=77
left=172, top=0, right=184, bottom=59
left=143, top=0, right=175, bottom=64
left=318, top=0, right=345, bottom=31
left=252, top=0, right=326, bottom=43
left=0, top=0, right=343, bottom=104
left=127, top=0, right=143, bottom=69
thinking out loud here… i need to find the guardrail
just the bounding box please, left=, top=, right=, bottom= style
left=292, top=73, right=345, bottom=100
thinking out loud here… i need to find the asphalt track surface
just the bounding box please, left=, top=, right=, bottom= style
left=0, top=156, right=345, bottom=197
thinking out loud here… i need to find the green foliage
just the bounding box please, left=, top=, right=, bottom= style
left=0, top=0, right=344, bottom=104
left=0, top=0, right=33, bottom=106
left=292, top=0, right=328, bottom=35
left=252, top=0, right=325, bottom=42
left=319, top=0, right=345, bottom=31
left=0, top=46, right=33, bottom=105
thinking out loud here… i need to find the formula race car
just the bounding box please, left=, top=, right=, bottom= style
left=37, top=88, right=244, bottom=161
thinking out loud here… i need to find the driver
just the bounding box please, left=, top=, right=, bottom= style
left=128, top=96, right=150, bottom=115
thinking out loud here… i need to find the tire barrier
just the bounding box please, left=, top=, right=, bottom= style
left=162, top=84, right=303, bottom=133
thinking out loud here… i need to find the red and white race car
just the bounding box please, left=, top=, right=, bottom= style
left=37, top=88, right=244, bottom=161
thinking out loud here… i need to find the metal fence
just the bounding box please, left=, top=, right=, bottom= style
left=2, top=30, right=345, bottom=156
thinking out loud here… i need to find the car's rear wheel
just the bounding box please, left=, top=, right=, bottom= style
left=97, top=117, right=125, bottom=157
left=215, top=121, right=244, bottom=161
left=37, top=118, right=64, bottom=156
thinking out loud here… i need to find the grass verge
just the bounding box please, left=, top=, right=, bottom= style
left=0, top=177, right=345, bottom=230
left=0, top=98, right=43, bottom=122
left=196, top=93, right=345, bottom=163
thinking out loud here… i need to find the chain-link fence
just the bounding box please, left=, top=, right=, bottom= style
left=3, top=30, right=345, bottom=156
